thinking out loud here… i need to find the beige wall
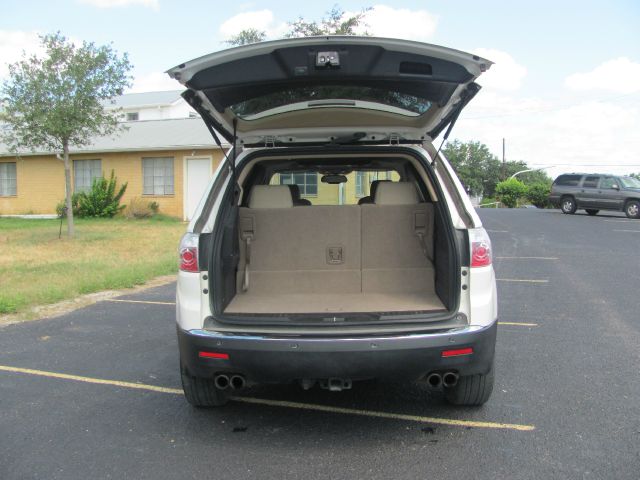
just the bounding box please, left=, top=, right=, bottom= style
left=0, top=149, right=225, bottom=218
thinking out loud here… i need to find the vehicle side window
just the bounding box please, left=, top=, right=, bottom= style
left=555, top=174, right=582, bottom=186
left=582, top=176, right=600, bottom=188
left=600, top=177, right=619, bottom=189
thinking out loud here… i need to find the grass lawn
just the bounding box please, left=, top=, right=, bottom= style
left=0, top=216, right=186, bottom=315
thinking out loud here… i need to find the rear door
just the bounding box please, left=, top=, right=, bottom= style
left=167, top=37, right=492, bottom=146
left=576, top=175, right=601, bottom=208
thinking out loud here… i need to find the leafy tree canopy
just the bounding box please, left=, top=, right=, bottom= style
left=443, top=139, right=552, bottom=197
left=224, top=28, right=267, bottom=47
left=0, top=32, right=133, bottom=153
left=225, top=5, right=370, bottom=46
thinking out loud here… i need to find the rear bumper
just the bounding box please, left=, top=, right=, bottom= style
left=178, top=321, right=497, bottom=384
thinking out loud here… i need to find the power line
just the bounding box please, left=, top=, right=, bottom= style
left=462, top=91, right=640, bottom=120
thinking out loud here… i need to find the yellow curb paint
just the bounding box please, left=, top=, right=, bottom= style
left=498, top=322, right=538, bottom=327
left=0, top=365, right=535, bottom=432
left=105, top=299, right=176, bottom=306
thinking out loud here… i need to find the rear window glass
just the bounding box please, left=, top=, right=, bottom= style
left=231, top=85, right=433, bottom=118
left=555, top=175, right=582, bottom=186
left=582, top=176, right=600, bottom=188
left=269, top=170, right=400, bottom=205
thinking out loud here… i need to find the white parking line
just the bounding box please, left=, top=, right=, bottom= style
left=496, top=279, right=549, bottom=284
left=613, top=229, right=640, bottom=233
left=486, top=230, right=508, bottom=233
left=498, top=321, right=538, bottom=327
left=496, top=257, right=558, bottom=260
left=105, top=299, right=176, bottom=306
left=0, top=365, right=535, bottom=432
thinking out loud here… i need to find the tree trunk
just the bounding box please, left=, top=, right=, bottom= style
left=63, top=140, right=75, bottom=237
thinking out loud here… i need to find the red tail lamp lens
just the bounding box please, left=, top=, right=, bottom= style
left=441, top=347, right=473, bottom=357
left=198, top=351, right=229, bottom=360
left=471, top=241, right=492, bottom=267
left=180, top=247, right=198, bottom=272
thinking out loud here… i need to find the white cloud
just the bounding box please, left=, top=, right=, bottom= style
left=565, top=57, right=640, bottom=94
left=78, top=0, right=158, bottom=8
left=219, top=10, right=288, bottom=40
left=472, top=48, right=527, bottom=91
left=129, top=71, right=180, bottom=93
left=353, top=5, right=438, bottom=41
left=454, top=92, right=640, bottom=179
left=0, top=30, right=42, bottom=79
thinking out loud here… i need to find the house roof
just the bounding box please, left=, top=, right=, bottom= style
left=0, top=117, right=229, bottom=157
left=105, top=90, right=184, bottom=109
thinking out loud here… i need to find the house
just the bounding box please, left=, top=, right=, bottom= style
left=0, top=90, right=399, bottom=219
left=0, top=91, right=229, bottom=220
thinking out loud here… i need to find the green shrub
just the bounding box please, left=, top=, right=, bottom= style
left=76, top=171, right=128, bottom=218
left=56, top=193, right=82, bottom=218
left=495, top=178, right=528, bottom=208
left=526, top=182, right=552, bottom=208
left=125, top=197, right=159, bottom=219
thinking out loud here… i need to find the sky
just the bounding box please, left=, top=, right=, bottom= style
left=1, top=0, right=639, bottom=177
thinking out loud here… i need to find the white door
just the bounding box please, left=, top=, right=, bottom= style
left=185, top=157, right=212, bottom=220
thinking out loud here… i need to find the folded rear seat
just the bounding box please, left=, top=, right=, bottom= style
left=360, top=182, right=435, bottom=294
left=237, top=185, right=362, bottom=295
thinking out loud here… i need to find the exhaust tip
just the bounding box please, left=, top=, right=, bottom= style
left=214, top=374, right=230, bottom=390
left=230, top=375, right=246, bottom=390
left=426, top=373, right=442, bottom=388
left=442, top=372, right=459, bottom=388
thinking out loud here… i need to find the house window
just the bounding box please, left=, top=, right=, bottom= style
left=355, top=171, right=366, bottom=197
left=74, top=159, right=102, bottom=192
left=143, top=157, right=174, bottom=195
left=0, top=162, right=17, bottom=196
left=279, top=172, right=317, bottom=196
left=126, top=112, right=139, bottom=121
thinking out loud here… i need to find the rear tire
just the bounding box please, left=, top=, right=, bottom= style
left=585, top=209, right=599, bottom=216
left=444, top=365, right=494, bottom=406
left=181, top=366, right=229, bottom=407
left=560, top=196, right=577, bottom=214
left=625, top=200, right=640, bottom=219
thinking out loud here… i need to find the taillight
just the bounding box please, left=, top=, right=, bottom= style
left=470, top=228, right=492, bottom=268
left=179, top=233, right=199, bottom=272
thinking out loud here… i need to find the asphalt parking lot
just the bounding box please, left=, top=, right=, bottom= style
left=1, top=208, right=639, bottom=479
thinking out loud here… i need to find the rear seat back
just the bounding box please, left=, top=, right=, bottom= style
left=238, top=201, right=362, bottom=295
left=361, top=182, right=434, bottom=293
left=238, top=183, right=434, bottom=296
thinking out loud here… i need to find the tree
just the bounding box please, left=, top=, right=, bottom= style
left=224, top=28, right=266, bottom=46
left=225, top=5, right=371, bottom=46
left=495, top=178, right=528, bottom=208
left=443, top=140, right=502, bottom=196
left=0, top=32, right=132, bottom=237
left=286, top=6, right=370, bottom=37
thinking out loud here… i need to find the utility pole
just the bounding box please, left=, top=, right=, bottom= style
left=502, top=138, right=506, bottom=179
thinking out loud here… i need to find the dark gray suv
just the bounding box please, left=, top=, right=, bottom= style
left=549, top=173, right=640, bottom=218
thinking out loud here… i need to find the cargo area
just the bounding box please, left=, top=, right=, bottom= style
left=222, top=176, right=450, bottom=316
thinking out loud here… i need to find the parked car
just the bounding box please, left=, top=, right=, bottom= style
left=549, top=173, right=640, bottom=218
left=168, top=36, right=498, bottom=407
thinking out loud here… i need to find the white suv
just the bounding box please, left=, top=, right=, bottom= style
left=168, top=36, right=497, bottom=407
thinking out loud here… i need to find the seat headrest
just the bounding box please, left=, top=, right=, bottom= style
left=249, top=185, right=293, bottom=209
left=374, top=182, right=419, bottom=205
